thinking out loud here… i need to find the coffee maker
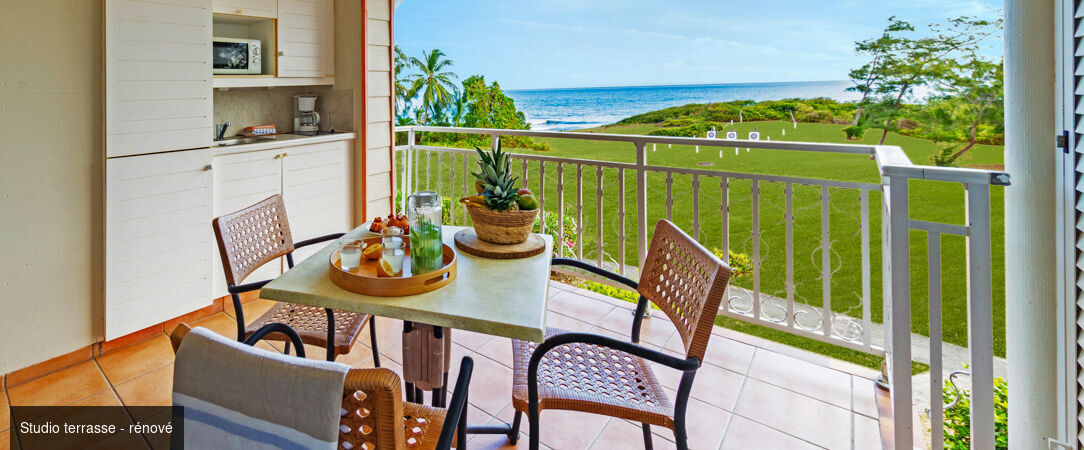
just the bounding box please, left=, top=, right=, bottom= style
left=293, top=94, right=321, bottom=134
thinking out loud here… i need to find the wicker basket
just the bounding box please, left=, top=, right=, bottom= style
left=465, top=204, right=538, bottom=244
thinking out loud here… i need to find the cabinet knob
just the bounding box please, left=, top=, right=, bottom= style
left=281, top=152, right=289, bottom=158
left=203, top=164, right=213, bottom=171
left=275, top=153, right=283, bottom=159
left=278, top=51, right=285, bottom=56
left=235, top=9, right=243, bottom=14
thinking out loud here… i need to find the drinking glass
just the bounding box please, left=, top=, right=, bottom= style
left=382, top=247, right=405, bottom=275
left=339, top=238, right=364, bottom=271
left=407, top=191, right=443, bottom=274
left=381, top=226, right=403, bottom=250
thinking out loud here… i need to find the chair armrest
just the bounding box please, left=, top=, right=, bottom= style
left=528, top=332, right=699, bottom=374
left=294, top=233, right=346, bottom=249
left=242, top=323, right=306, bottom=358
left=435, top=356, right=473, bottom=450
left=551, top=258, right=638, bottom=290
left=228, top=279, right=272, bottom=294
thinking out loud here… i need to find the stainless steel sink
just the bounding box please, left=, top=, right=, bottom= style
left=214, top=136, right=275, bottom=147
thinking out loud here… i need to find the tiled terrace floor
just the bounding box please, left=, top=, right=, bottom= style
left=0, top=280, right=887, bottom=450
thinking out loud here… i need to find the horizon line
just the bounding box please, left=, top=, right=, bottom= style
left=505, top=79, right=850, bottom=92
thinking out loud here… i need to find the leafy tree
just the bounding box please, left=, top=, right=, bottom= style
left=393, top=46, right=417, bottom=125
left=847, top=17, right=912, bottom=134
left=403, top=49, right=457, bottom=125
left=458, top=75, right=547, bottom=150
left=864, top=16, right=1002, bottom=145
left=923, top=58, right=1004, bottom=166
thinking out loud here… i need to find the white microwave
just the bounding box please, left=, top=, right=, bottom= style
left=212, top=37, right=262, bottom=75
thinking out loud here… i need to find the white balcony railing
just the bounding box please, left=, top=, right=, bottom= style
left=393, top=125, right=1010, bottom=449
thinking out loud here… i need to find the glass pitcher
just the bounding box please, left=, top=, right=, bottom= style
left=407, top=191, right=443, bottom=274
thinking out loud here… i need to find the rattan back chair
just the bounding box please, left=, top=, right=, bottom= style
left=171, top=324, right=473, bottom=450
left=508, top=219, right=731, bottom=450
left=211, top=194, right=380, bottom=363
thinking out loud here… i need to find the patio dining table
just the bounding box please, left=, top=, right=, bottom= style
left=260, top=224, right=552, bottom=434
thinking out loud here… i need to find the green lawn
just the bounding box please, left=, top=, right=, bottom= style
left=398, top=121, right=1006, bottom=362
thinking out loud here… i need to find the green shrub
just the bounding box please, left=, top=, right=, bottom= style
left=842, top=125, right=866, bottom=140
left=711, top=248, right=752, bottom=279
left=533, top=210, right=578, bottom=256
left=573, top=279, right=641, bottom=304
left=941, top=377, right=1008, bottom=449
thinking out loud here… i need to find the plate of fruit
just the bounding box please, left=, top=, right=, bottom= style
left=364, top=213, right=410, bottom=235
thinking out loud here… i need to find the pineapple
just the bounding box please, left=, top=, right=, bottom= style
left=471, top=144, right=520, bottom=212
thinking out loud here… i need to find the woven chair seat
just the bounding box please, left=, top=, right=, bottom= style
left=339, top=369, right=451, bottom=450
left=245, top=302, right=369, bottom=358
left=511, top=327, right=674, bottom=429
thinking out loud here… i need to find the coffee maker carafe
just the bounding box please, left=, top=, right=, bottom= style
left=293, top=94, right=321, bottom=134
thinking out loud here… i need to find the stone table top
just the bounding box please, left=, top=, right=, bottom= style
left=261, top=225, right=551, bottom=342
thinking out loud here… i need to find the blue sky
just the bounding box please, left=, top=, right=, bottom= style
left=393, top=0, right=1003, bottom=90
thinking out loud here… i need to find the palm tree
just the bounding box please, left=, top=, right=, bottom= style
left=404, top=49, right=457, bottom=125
left=393, top=46, right=416, bottom=122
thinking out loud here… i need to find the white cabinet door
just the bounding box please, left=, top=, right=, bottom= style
left=282, top=140, right=352, bottom=263
left=211, top=148, right=284, bottom=298
left=212, top=0, right=276, bottom=18
left=277, top=0, right=332, bottom=77
left=106, top=150, right=214, bottom=340
left=105, top=0, right=213, bottom=157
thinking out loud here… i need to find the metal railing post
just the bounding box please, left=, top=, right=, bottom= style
left=635, top=141, right=648, bottom=271
left=965, top=183, right=995, bottom=449
left=886, top=175, right=913, bottom=450
left=402, top=127, right=415, bottom=213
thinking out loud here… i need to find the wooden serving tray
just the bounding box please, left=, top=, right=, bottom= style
left=329, top=236, right=456, bottom=297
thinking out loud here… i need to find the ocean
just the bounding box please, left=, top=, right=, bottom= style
left=505, top=80, right=861, bottom=131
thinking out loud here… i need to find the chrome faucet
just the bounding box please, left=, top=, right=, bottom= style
left=215, top=122, right=230, bottom=141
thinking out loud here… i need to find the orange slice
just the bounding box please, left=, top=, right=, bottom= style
left=377, top=258, right=398, bottom=277
left=363, top=243, right=383, bottom=260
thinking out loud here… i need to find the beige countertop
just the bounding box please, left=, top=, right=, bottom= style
left=260, top=225, right=552, bottom=343
left=212, top=132, right=356, bottom=156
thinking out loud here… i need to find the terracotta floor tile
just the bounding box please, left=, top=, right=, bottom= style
left=680, top=396, right=733, bottom=450
left=746, top=349, right=852, bottom=410
left=224, top=298, right=278, bottom=323
left=703, top=335, right=757, bottom=375
left=720, top=415, right=821, bottom=450
left=96, top=334, right=174, bottom=385
left=72, top=389, right=122, bottom=407
left=188, top=313, right=240, bottom=340
left=689, top=362, right=745, bottom=411
left=633, top=315, right=679, bottom=348
left=544, top=311, right=596, bottom=333
left=534, top=411, right=611, bottom=450
left=0, top=429, right=9, bottom=450
left=0, top=392, right=8, bottom=432
left=852, top=375, right=880, bottom=419
left=853, top=412, right=882, bottom=450
left=590, top=417, right=663, bottom=450
left=593, top=307, right=639, bottom=335
left=734, top=378, right=851, bottom=449
left=452, top=329, right=494, bottom=351
left=6, top=361, right=110, bottom=407
left=465, top=415, right=542, bottom=450
left=474, top=337, right=513, bottom=369
left=14, top=399, right=133, bottom=450
left=546, top=290, right=615, bottom=325
left=464, top=354, right=513, bottom=417
left=367, top=317, right=405, bottom=350
left=114, top=364, right=174, bottom=420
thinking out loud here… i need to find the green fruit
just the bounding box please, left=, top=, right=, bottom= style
left=516, top=194, right=539, bottom=211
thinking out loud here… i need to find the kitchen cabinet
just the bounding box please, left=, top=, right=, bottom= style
left=106, top=149, right=215, bottom=340
left=105, top=0, right=213, bottom=158
left=211, top=148, right=285, bottom=297
left=277, top=0, right=334, bottom=77
left=213, top=0, right=277, bottom=18
left=211, top=138, right=352, bottom=297
left=281, top=140, right=353, bottom=263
